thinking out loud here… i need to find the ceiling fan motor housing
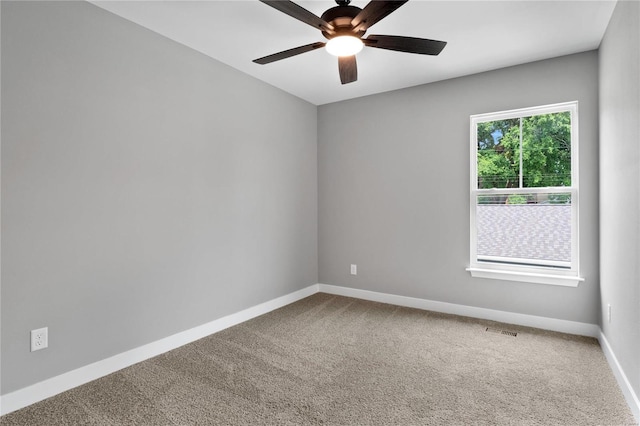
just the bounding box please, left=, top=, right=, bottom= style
left=321, top=5, right=365, bottom=39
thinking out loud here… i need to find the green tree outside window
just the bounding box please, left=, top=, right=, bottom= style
left=477, top=112, right=571, bottom=203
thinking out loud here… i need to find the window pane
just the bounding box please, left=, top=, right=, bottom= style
left=476, top=193, right=572, bottom=267
left=476, top=119, right=520, bottom=188
left=522, top=112, right=571, bottom=188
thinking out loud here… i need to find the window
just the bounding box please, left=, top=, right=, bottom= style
left=467, top=102, right=583, bottom=286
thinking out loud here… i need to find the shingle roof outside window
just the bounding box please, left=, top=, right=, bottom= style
left=476, top=204, right=571, bottom=263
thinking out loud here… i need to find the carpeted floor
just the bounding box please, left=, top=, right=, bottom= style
left=1, top=293, right=636, bottom=425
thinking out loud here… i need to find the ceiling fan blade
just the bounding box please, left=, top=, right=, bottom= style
left=260, top=1, right=334, bottom=33
left=351, top=1, right=408, bottom=32
left=364, top=35, right=447, bottom=55
left=338, top=55, right=357, bottom=84
left=253, top=42, right=326, bottom=65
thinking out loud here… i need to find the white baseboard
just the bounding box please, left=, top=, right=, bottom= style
left=3, top=283, right=637, bottom=424
left=0, top=284, right=319, bottom=416
left=598, top=332, right=640, bottom=422
left=318, top=284, right=600, bottom=337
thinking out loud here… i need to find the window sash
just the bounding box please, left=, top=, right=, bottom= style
left=470, top=187, right=578, bottom=272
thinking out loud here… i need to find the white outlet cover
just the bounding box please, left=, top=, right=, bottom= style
left=31, top=327, right=48, bottom=352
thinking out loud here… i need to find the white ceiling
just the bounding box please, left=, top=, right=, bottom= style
left=92, top=0, right=617, bottom=105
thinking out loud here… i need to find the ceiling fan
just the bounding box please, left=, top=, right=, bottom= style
left=253, top=0, right=447, bottom=85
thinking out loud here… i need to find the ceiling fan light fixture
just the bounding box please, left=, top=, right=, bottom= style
left=325, top=35, right=364, bottom=57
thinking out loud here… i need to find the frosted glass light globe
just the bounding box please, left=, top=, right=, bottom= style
left=326, top=36, right=364, bottom=57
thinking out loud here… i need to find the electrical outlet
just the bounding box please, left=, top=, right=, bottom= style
left=31, top=327, right=48, bottom=352
left=350, top=264, right=357, bottom=275
left=607, top=304, right=612, bottom=323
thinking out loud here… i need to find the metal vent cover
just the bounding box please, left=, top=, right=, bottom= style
left=485, top=327, right=518, bottom=337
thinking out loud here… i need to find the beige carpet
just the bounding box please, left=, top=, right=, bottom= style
left=1, top=293, right=636, bottom=425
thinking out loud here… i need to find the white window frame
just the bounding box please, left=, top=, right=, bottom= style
left=466, top=101, right=584, bottom=287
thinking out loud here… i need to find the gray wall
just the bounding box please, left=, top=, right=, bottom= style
left=318, top=52, right=600, bottom=324
left=599, top=0, right=640, bottom=400
left=1, top=1, right=317, bottom=394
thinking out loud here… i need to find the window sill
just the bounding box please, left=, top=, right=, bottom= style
left=466, top=267, right=584, bottom=287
